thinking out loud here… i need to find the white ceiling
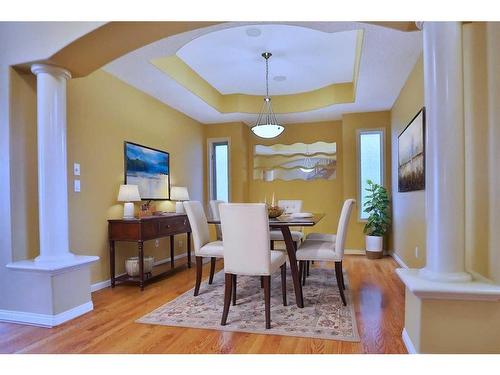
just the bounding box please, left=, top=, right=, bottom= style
left=177, top=25, right=359, bottom=95
left=103, top=22, right=422, bottom=125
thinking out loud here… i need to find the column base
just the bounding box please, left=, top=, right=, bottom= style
left=4, top=255, right=99, bottom=327
left=8, top=255, right=98, bottom=274
left=35, top=252, right=76, bottom=263
left=397, top=268, right=500, bottom=353
left=419, top=267, right=472, bottom=283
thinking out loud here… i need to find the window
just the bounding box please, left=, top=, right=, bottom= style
left=208, top=139, right=229, bottom=202
left=358, top=130, right=384, bottom=220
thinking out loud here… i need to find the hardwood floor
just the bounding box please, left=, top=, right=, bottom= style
left=0, top=255, right=407, bottom=354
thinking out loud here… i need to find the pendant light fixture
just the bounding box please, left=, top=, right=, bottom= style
left=251, top=52, right=284, bottom=139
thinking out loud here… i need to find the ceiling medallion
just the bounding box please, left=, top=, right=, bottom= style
left=251, top=52, right=284, bottom=139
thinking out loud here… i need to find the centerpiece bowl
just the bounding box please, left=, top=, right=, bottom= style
left=267, top=205, right=284, bottom=218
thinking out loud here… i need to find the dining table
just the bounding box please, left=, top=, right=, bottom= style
left=207, top=213, right=325, bottom=308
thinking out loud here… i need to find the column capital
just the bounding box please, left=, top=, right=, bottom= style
left=31, top=64, right=72, bottom=80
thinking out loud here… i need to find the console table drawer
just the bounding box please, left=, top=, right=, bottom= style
left=141, top=220, right=159, bottom=240
left=109, top=222, right=141, bottom=241
left=158, top=217, right=190, bottom=236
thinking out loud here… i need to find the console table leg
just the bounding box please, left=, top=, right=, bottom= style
left=138, top=241, right=144, bottom=291
left=187, top=232, right=192, bottom=268
left=170, top=235, right=175, bottom=269
left=110, top=240, right=115, bottom=288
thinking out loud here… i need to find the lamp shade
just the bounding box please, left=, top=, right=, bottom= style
left=170, top=186, right=190, bottom=201
left=117, top=184, right=141, bottom=202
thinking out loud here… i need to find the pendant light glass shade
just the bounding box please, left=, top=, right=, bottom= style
left=250, top=52, right=284, bottom=139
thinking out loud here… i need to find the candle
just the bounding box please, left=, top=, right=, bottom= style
left=264, top=195, right=267, bottom=205
left=272, top=193, right=275, bottom=207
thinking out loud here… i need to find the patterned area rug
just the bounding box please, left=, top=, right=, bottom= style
left=137, top=267, right=360, bottom=341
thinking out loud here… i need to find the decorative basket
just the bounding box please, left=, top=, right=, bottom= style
left=267, top=206, right=284, bottom=218
left=125, top=256, right=154, bottom=277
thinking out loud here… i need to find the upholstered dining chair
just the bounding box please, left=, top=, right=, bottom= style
left=209, top=200, right=225, bottom=240
left=219, top=203, right=287, bottom=329
left=304, top=200, right=356, bottom=243
left=295, top=199, right=355, bottom=306
left=183, top=201, right=224, bottom=296
left=269, top=199, right=304, bottom=250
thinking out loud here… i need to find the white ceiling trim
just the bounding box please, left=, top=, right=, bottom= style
left=103, top=22, right=422, bottom=125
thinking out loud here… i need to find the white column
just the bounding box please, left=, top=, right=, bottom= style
left=419, top=22, right=471, bottom=282
left=31, top=64, right=75, bottom=263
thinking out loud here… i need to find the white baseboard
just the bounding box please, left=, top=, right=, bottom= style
left=402, top=328, right=418, bottom=354
left=0, top=301, right=93, bottom=328
left=91, top=252, right=189, bottom=293
left=391, top=251, right=409, bottom=269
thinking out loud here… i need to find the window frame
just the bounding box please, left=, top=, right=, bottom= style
left=356, top=128, right=385, bottom=221
left=207, top=137, right=231, bottom=202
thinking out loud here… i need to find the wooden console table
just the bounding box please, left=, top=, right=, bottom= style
left=108, top=213, right=191, bottom=290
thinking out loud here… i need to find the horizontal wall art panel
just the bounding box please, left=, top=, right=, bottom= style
left=254, top=142, right=337, bottom=181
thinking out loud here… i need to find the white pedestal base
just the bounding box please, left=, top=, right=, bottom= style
left=176, top=201, right=185, bottom=214
left=123, top=202, right=135, bottom=219
left=4, top=255, right=99, bottom=327
left=419, top=267, right=472, bottom=283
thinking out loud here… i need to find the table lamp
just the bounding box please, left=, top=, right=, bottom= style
left=117, top=184, right=141, bottom=219
left=170, top=186, right=189, bottom=213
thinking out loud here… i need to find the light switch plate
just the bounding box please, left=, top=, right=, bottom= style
left=74, top=179, right=81, bottom=192
left=73, top=163, right=80, bottom=176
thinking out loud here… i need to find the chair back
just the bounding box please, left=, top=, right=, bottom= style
left=183, top=201, right=210, bottom=255
left=334, top=199, right=356, bottom=258
left=278, top=200, right=303, bottom=214
left=209, top=200, right=225, bottom=240
left=219, top=203, right=271, bottom=275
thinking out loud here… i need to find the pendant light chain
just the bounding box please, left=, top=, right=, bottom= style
left=250, top=51, right=284, bottom=139
left=265, top=53, right=269, bottom=98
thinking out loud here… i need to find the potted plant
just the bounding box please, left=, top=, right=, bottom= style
left=363, top=180, right=391, bottom=259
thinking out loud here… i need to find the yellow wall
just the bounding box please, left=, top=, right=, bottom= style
left=390, top=55, right=426, bottom=268
left=341, top=111, right=392, bottom=250
left=247, top=121, right=345, bottom=240
left=463, top=22, right=500, bottom=283
left=9, top=69, right=205, bottom=284
left=9, top=70, right=39, bottom=261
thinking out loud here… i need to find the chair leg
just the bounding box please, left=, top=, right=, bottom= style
left=302, top=261, right=307, bottom=286
left=263, top=275, right=271, bottom=329
left=281, top=264, right=287, bottom=306
left=298, top=260, right=304, bottom=286
left=221, top=273, right=233, bottom=326
left=335, top=261, right=347, bottom=306
left=270, top=240, right=274, bottom=250
left=194, top=256, right=203, bottom=296
left=306, top=261, right=310, bottom=277
left=208, top=257, right=216, bottom=284
left=340, top=261, right=346, bottom=290
left=260, top=276, right=264, bottom=288
left=232, top=274, right=237, bottom=306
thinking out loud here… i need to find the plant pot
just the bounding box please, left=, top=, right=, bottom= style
left=365, top=235, right=383, bottom=259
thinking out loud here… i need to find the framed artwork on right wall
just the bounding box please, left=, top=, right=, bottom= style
left=398, top=107, right=425, bottom=192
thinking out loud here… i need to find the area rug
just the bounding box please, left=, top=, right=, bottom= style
left=137, top=267, right=360, bottom=341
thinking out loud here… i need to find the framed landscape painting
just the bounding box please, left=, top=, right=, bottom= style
left=398, top=108, right=425, bottom=192
left=124, top=141, right=170, bottom=200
